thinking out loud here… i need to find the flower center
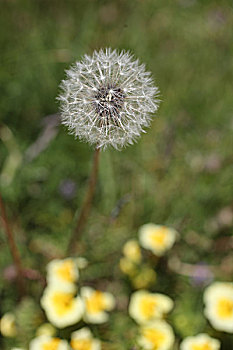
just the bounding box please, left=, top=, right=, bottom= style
left=94, top=84, right=125, bottom=122
left=142, top=328, right=165, bottom=348
left=217, top=298, right=233, bottom=319
left=52, top=292, right=74, bottom=316
left=42, top=338, right=61, bottom=350
left=86, top=291, right=106, bottom=314
left=191, top=343, right=212, bottom=350
left=56, top=260, right=75, bottom=282
left=70, top=339, right=92, bottom=350
left=150, top=227, right=168, bottom=248
left=140, top=296, right=157, bottom=319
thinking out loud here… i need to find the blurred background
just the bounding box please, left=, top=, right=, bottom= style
left=0, top=0, right=233, bottom=349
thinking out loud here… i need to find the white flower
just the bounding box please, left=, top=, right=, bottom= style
left=203, top=281, right=233, bottom=333
left=128, top=290, right=174, bottom=324
left=29, top=335, right=69, bottom=350
left=0, top=312, right=17, bottom=337
left=180, top=333, right=220, bottom=350
left=70, top=327, right=101, bottom=350
left=138, top=320, right=175, bottom=350
left=58, top=48, right=159, bottom=150
left=139, top=224, right=177, bottom=256
left=41, top=285, right=84, bottom=328
left=46, top=258, right=79, bottom=288
left=81, top=286, right=115, bottom=323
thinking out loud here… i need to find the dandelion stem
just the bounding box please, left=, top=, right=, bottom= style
left=67, top=148, right=101, bottom=255
left=0, top=193, right=25, bottom=297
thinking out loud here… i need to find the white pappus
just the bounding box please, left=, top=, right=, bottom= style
left=58, top=48, right=160, bottom=150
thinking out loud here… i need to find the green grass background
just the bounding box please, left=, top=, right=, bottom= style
left=0, top=0, right=233, bottom=349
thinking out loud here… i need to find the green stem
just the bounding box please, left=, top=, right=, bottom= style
left=67, top=148, right=101, bottom=255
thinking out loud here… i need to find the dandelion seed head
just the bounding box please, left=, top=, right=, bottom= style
left=58, top=48, right=160, bottom=150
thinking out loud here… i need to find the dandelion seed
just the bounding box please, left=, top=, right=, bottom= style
left=58, top=48, right=159, bottom=150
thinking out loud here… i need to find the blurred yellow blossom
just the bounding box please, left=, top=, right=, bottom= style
left=41, top=285, right=84, bottom=328
left=46, top=258, right=79, bottom=288
left=0, top=312, right=17, bottom=337
left=138, top=320, right=175, bottom=350
left=36, top=323, right=56, bottom=337
left=76, top=257, right=88, bottom=270
left=132, top=267, right=156, bottom=289
left=70, top=327, right=101, bottom=350
left=203, top=282, right=233, bottom=333
left=119, top=257, right=136, bottom=276
left=81, top=287, right=115, bottom=324
left=29, top=335, right=69, bottom=350
left=123, top=239, right=142, bottom=263
left=129, top=290, right=173, bottom=324
left=139, top=224, right=177, bottom=256
left=180, top=333, right=220, bottom=350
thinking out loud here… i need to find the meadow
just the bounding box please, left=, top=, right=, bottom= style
left=0, top=0, right=233, bottom=349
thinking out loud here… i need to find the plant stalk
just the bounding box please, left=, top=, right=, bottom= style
left=67, top=148, right=101, bottom=255
left=0, top=193, right=25, bottom=297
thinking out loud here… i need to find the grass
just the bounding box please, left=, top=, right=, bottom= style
left=0, top=0, right=233, bottom=349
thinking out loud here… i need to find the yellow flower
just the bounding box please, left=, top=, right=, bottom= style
left=81, top=287, right=115, bottom=324
left=36, top=323, right=56, bottom=337
left=132, top=267, right=156, bottom=289
left=139, top=224, right=177, bottom=256
left=119, top=257, right=136, bottom=276
left=41, top=285, right=84, bottom=328
left=76, top=257, right=88, bottom=270
left=123, top=239, right=142, bottom=263
left=46, top=258, right=79, bottom=288
left=203, top=282, right=233, bottom=333
left=0, top=312, right=17, bottom=337
left=129, top=290, right=173, bottom=324
left=180, top=333, right=220, bottom=350
left=29, top=335, right=69, bottom=350
left=138, top=320, right=175, bottom=350
left=70, top=327, right=101, bottom=350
